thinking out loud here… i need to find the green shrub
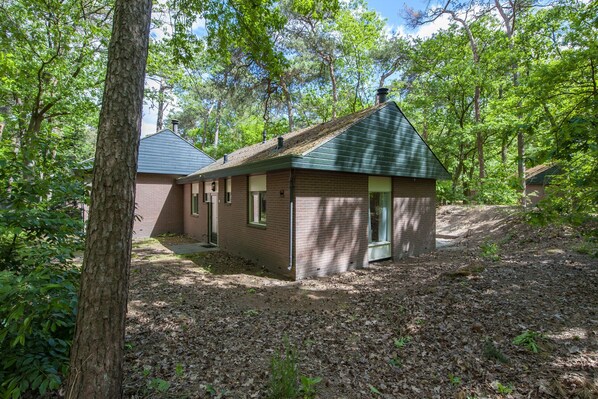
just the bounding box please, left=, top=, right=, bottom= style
left=0, top=266, right=79, bottom=398
left=480, top=242, right=500, bottom=261
left=267, top=337, right=299, bottom=399
left=513, top=330, right=545, bottom=353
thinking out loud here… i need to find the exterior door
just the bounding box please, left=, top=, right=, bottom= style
left=368, top=177, right=391, bottom=261
left=209, top=193, right=218, bottom=245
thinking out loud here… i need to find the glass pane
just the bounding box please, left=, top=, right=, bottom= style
left=369, top=192, right=389, bottom=243
left=379, top=192, right=389, bottom=242
left=252, top=192, right=260, bottom=223
left=192, top=194, right=198, bottom=214
left=260, top=192, right=267, bottom=223
left=369, top=192, right=380, bottom=242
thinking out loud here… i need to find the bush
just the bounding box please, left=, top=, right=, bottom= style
left=0, top=266, right=79, bottom=398
left=268, top=337, right=299, bottom=399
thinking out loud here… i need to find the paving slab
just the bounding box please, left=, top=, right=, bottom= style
left=168, top=242, right=219, bottom=255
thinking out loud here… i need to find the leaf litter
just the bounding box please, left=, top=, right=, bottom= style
left=124, top=206, right=597, bottom=398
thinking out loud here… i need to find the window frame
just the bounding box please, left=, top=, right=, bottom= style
left=248, top=175, right=267, bottom=226
left=225, top=177, right=232, bottom=203
left=191, top=183, right=200, bottom=216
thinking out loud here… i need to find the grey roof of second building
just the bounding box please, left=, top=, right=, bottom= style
left=525, top=164, right=561, bottom=185
left=179, top=102, right=450, bottom=183
left=138, top=129, right=214, bottom=175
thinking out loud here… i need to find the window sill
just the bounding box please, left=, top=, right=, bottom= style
left=247, top=223, right=267, bottom=230
left=191, top=214, right=200, bottom=218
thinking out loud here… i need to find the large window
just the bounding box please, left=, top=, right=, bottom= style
left=369, top=192, right=390, bottom=243
left=191, top=183, right=199, bottom=215
left=368, top=176, right=392, bottom=261
left=248, top=175, right=266, bottom=225
left=225, top=177, right=232, bottom=203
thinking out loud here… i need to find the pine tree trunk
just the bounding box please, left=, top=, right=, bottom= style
left=329, top=61, right=338, bottom=119
left=474, top=85, right=485, bottom=179
left=156, top=79, right=167, bottom=132
left=66, top=1, right=152, bottom=398
left=280, top=79, right=294, bottom=132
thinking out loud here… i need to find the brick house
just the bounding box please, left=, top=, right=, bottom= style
left=177, top=96, right=450, bottom=280
left=525, top=164, right=561, bottom=205
left=132, top=127, right=213, bottom=237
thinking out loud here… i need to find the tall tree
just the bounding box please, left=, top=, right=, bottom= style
left=66, top=0, right=152, bottom=397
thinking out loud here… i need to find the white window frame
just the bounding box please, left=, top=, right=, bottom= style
left=225, top=177, right=232, bottom=203
left=191, top=183, right=200, bottom=215
left=248, top=175, right=266, bottom=226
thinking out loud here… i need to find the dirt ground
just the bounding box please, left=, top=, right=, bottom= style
left=123, top=206, right=597, bottom=398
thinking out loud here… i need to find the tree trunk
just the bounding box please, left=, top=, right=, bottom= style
left=474, top=85, right=485, bottom=179
left=214, top=98, right=222, bottom=147
left=329, top=61, right=338, bottom=119
left=201, top=103, right=215, bottom=149
left=66, top=1, right=152, bottom=398
left=156, top=79, right=168, bottom=132
left=280, top=79, right=294, bottom=132
left=518, top=130, right=526, bottom=206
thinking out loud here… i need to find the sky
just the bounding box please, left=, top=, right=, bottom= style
left=141, top=1, right=448, bottom=136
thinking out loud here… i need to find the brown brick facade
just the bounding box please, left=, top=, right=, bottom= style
left=184, top=171, right=292, bottom=278
left=183, top=182, right=209, bottom=242
left=294, top=170, right=369, bottom=280
left=183, top=171, right=437, bottom=280
left=134, top=173, right=184, bottom=238
left=392, top=177, right=436, bottom=258
left=525, top=184, right=546, bottom=205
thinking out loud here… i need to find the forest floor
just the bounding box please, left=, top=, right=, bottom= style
left=123, top=206, right=598, bottom=399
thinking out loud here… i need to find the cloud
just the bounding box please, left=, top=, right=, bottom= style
left=412, top=12, right=452, bottom=38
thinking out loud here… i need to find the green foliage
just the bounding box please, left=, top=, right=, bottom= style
left=368, top=384, right=382, bottom=395
left=267, top=337, right=299, bottom=399
left=299, top=376, right=321, bottom=399
left=480, top=242, right=500, bottom=261
left=393, top=335, right=412, bottom=348
left=513, top=330, right=545, bottom=353
left=0, top=138, right=86, bottom=273
left=147, top=377, right=171, bottom=393
left=267, top=337, right=321, bottom=399
left=0, top=266, right=79, bottom=399
left=483, top=339, right=510, bottom=364
left=496, top=382, right=514, bottom=394
left=448, top=373, right=462, bottom=386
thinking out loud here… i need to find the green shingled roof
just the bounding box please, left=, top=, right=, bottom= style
left=178, top=102, right=450, bottom=183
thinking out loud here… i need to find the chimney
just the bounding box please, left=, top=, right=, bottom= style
left=171, top=119, right=179, bottom=135
left=223, top=154, right=228, bottom=164
left=376, top=88, right=389, bottom=104
left=277, top=136, right=284, bottom=149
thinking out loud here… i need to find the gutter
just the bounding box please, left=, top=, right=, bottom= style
left=176, top=155, right=299, bottom=184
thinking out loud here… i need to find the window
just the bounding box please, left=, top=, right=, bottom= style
left=191, top=183, right=199, bottom=215
left=204, top=180, right=218, bottom=202
left=248, top=175, right=266, bottom=225
left=368, top=176, right=391, bottom=243
left=225, top=178, right=232, bottom=203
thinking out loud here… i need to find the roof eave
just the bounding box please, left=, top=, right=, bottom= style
left=177, top=155, right=299, bottom=184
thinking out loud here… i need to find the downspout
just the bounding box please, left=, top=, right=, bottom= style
left=288, top=169, right=295, bottom=271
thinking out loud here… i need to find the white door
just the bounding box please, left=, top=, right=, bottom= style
left=209, top=193, right=218, bottom=245
left=368, top=177, right=391, bottom=261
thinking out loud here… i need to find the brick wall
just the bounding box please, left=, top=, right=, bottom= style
left=525, top=184, right=546, bottom=205
left=183, top=183, right=209, bottom=242
left=294, top=170, right=369, bottom=280
left=392, top=177, right=436, bottom=258
left=134, top=173, right=184, bottom=238
left=217, top=171, right=292, bottom=278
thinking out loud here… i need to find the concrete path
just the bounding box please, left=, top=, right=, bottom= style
left=167, top=242, right=219, bottom=255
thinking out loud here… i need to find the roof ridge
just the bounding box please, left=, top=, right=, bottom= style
left=142, top=129, right=214, bottom=161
